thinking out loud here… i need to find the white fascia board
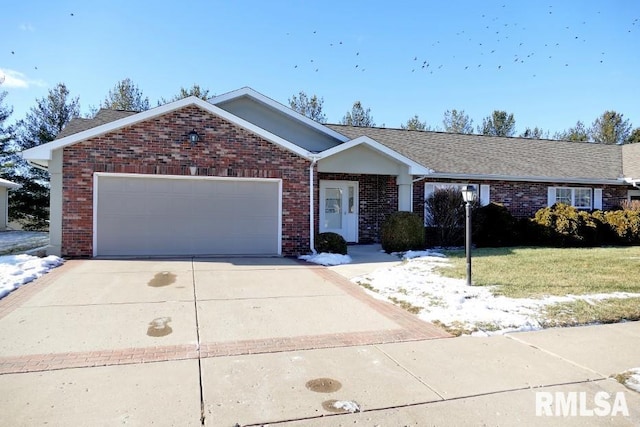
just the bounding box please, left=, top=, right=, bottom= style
left=318, top=136, right=432, bottom=175
left=0, top=178, right=20, bottom=189
left=210, top=87, right=350, bottom=143
left=21, top=96, right=314, bottom=164
left=425, top=172, right=625, bottom=185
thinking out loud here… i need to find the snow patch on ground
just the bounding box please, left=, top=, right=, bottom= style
left=0, top=231, right=49, bottom=255
left=333, top=400, right=361, bottom=413
left=353, top=251, right=640, bottom=336
left=624, top=368, right=640, bottom=393
left=0, top=254, right=64, bottom=299
left=299, top=253, right=352, bottom=266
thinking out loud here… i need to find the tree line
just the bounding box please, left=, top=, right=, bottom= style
left=289, top=90, right=640, bottom=145
left=0, top=77, right=210, bottom=229
left=0, top=80, right=637, bottom=229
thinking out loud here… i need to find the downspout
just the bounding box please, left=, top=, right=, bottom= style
left=309, top=156, right=320, bottom=254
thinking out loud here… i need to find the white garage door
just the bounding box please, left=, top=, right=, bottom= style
left=94, top=173, right=281, bottom=257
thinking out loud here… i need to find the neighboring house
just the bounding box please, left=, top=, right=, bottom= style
left=0, top=178, right=20, bottom=230
left=21, top=87, right=640, bottom=258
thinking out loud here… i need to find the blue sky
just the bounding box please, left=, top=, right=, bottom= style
left=1, top=0, right=638, bottom=136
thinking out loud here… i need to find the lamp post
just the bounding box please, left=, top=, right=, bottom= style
left=461, top=185, right=477, bottom=286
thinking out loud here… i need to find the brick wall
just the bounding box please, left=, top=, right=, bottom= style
left=61, top=105, right=311, bottom=257
left=413, top=178, right=631, bottom=219
left=317, top=173, right=398, bottom=243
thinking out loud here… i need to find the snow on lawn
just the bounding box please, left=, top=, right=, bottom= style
left=353, top=252, right=640, bottom=336
left=0, top=254, right=64, bottom=299
left=299, top=253, right=352, bottom=266
left=623, top=368, right=640, bottom=393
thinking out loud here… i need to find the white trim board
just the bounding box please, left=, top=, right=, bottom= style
left=22, top=96, right=314, bottom=164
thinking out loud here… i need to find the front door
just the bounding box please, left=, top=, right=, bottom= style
left=320, top=180, right=358, bottom=242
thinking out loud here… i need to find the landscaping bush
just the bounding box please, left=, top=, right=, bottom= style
left=532, top=203, right=599, bottom=247
left=315, top=232, right=348, bottom=255
left=621, top=200, right=640, bottom=212
left=381, top=211, right=425, bottom=253
left=424, top=188, right=467, bottom=247
left=472, top=202, right=518, bottom=247
left=596, top=209, right=640, bottom=245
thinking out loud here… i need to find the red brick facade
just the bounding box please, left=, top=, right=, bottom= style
left=413, top=178, right=631, bottom=221
left=317, top=173, right=398, bottom=243
left=61, top=106, right=312, bottom=257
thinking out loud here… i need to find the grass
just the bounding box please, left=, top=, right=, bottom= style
left=436, top=246, right=640, bottom=329
left=387, top=296, right=423, bottom=314
left=438, top=246, right=640, bottom=298
left=540, top=297, right=640, bottom=327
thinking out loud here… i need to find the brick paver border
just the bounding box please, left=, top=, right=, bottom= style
left=0, top=258, right=450, bottom=375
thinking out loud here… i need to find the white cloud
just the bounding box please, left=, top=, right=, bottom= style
left=0, top=69, right=46, bottom=89
left=19, top=23, right=35, bottom=32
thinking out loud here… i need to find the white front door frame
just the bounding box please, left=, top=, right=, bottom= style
left=319, top=180, right=359, bottom=243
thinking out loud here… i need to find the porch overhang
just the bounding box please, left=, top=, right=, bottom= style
left=317, top=136, right=432, bottom=175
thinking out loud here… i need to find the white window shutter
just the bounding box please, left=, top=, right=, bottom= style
left=480, top=185, right=490, bottom=206
left=593, top=188, right=603, bottom=210
left=547, top=187, right=556, bottom=206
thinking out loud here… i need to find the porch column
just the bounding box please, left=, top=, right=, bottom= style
left=396, top=173, right=412, bottom=212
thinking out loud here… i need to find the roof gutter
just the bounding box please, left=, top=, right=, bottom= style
left=421, top=172, right=624, bottom=186
left=26, top=159, right=49, bottom=171
left=621, top=177, right=640, bottom=188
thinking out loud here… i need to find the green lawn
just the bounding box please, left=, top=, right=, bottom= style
left=439, top=246, right=640, bottom=298
left=438, top=246, right=640, bottom=327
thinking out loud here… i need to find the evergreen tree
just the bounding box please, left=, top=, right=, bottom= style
left=289, top=91, right=327, bottom=123
left=341, top=101, right=375, bottom=127
left=478, top=110, right=516, bottom=137
left=11, top=83, right=80, bottom=230
left=401, top=115, right=432, bottom=131
left=442, top=109, right=474, bottom=134
left=101, top=78, right=150, bottom=111
left=590, top=111, right=632, bottom=144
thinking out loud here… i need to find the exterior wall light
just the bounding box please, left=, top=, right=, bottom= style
left=188, top=129, right=200, bottom=145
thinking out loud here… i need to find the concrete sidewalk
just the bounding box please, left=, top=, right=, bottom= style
left=0, top=250, right=638, bottom=426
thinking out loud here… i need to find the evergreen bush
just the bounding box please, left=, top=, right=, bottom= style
left=315, top=232, right=348, bottom=255
left=381, top=212, right=425, bottom=253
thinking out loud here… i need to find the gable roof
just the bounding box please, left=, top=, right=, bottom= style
left=319, top=135, right=432, bottom=175
left=327, top=125, right=627, bottom=184
left=56, top=109, right=137, bottom=139
left=211, top=87, right=348, bottom=144
left=622, top=143, right=640, bottom=183
left=22, top=96, right=316, bottom=166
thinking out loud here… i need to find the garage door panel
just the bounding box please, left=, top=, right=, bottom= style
left=95, top=175, right=280, bottom=257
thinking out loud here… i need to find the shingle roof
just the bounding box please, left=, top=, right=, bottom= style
left=622, top=143, right=640, bottom=180
left=56, top=109, right=137, bottom=139
left=326, top=125, right=626, bottom=182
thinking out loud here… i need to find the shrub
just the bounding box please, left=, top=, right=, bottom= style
left=621, top=200, right=640, bottom=212
left=424, top=188, right=467, bottom=247
left=381, top=211, right=425, bottom=253
left=472, top=202, right=518, bottom=247
left=314, top=232, right=348, bottom=255
left=532, top=203, right=598, bottom=247
left=599, top=209, right=640, bottom=244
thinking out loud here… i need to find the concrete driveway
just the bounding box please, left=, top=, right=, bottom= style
left=1, top=254, right=639, bottom=426
left=0, top=256, right=447, bottom=425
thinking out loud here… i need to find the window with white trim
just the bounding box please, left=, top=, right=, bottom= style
left=548, top=187, right=596, bottom=209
